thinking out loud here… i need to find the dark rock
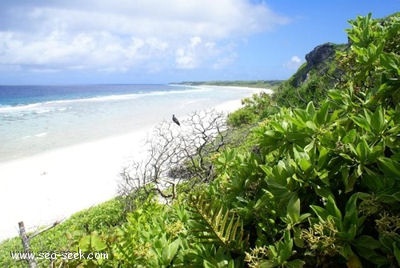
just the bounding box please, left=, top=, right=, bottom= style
left=305, top=43, right=335, bottom=66
left=290, top=43, right=337, bottom=87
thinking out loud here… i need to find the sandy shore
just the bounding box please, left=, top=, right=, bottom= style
left=0, top=130, right=149, bottom=241
left=0, top=86, right=270, bottom=241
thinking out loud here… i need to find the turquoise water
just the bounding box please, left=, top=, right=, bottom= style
left=0, top=84, right=254, bottom=162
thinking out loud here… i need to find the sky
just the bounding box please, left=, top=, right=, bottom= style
left=0, top=0, right=398, bottom=85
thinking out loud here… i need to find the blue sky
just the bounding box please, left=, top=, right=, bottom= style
left=0, top=0, right=398, bottom=85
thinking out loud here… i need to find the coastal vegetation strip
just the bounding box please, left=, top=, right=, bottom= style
left=173, top=80, right=282, bottom=90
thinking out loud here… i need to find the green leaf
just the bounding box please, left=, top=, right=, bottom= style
left=316, top=102, right=330, bottom=126
left=351, top=115, right=371, bottom=132
left=326, top=195, right=342, bottom=220
left=371, top=106, right=385, bottom=134
left=377, top=192, right=400, bottom=204
left=346, top=254, right=363, bottom=268
left=310, top=205, right=329, bottom=221
left=286, top=195, right=300, bottom=224
left=352, top=235, right=381, bottom=250
left=317, top=146, right=329, bottom=170
left=90, top=233, right=107, bottom=251
left=161, top=238, right=180, bottom=265
left=340, top=152, right=355, bottom=162
left=378, top=157, right=400, bottom=178
left=188, top=193, right=247, bottom=252
left=352, top=237, right=389, bottom=266
left=299, top=158, right=312, bottom=172
left=343, top=194, right=359, bottom=239
left=278, top=231, right=293, bottom=263
left=356, top=139, right=370, bottom=163
left=328, top=89, right=344, bottom=101
left=293, top=227, right=304, bottom=248
left=305, top=121, right=317, bottom=130
left=393, top=243, right=400, bottom=266
left=306, top=101, right=316, bottom=116
left=79, top=235, right=91, bottom=251
left=259, top=260, right=278, bottom=268
left=345, top=171, right=359, bottom=193
left=342, top=129, right=357, bottom=144
left=286, top=259, right=306, bottom=268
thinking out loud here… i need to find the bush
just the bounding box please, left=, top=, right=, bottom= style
left=206, top=12, right=400, bottom=267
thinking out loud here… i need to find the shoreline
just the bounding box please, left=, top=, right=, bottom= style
left=0, top=129, right=150, bottom=241
left=0, top=85, right=271, bottom=241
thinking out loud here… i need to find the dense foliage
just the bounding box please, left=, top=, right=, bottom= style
left=1, top=13, right=399, bottom=267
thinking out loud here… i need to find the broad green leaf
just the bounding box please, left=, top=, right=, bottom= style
left=346, top=254, right=363, bottom=268
left=310, top=205, right=329, bottom=221
left=341, top=194, right=359, bottom=239
left=356, top=139, right=370, bottom=163
left=345, top=171, right=359, bottom=193
left=317, top=146, right=329, bottom=169
left=377, top=192, right=400, bottom=204
left=270, top=121, right=286, bottom=133
left=162, top=238, right=180, bottom=265
left=394, top=243, right=400, bottom=266
left=378, top=157, right=400, bottom=177
left=371, top=106, right=385, bottom=134
left=305, top=121, right=317, bottom=130
left=352, top=236, right=389, bottom=265
left=286, top=195, right=300, bottom=224
left=340, top=153, right=354, bottom=161
left=90, top=233, right=107, bottom=251
left=353, top=235, right=381, bottom=250
left=328, top=89, right=344, bottom=101
left=351, top=115, right=371, bottom=132
left=259, top=260, right=278, bottom=268
left=264, top=130, right=277, bottom=137
left=299, top=158, right=312, bottom=172
left=316, top=102, right=330, bottom=126
left=278, top=231, right=293, bottom=263
left=306, top=102, right=315, bottom=116
left=286, top=259, right=306, bottom=268
left=78, top=235, right=91, bottom=251
left=342, top=129, right=357, bottom=144
left=293, top=227, right=304, bottom=248
left=326, top=195, right=342, bottom=220
left=293, top=109, right=308, bottom=126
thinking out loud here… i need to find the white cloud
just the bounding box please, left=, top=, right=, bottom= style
left=175, top=36, right=211, bottom=69
left=284, top=55, right=304, bottom=70
left=0, top=0, right=289, bottom=73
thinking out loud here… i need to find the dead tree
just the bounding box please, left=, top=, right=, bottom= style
left=118, top=109, right=230, bottom=207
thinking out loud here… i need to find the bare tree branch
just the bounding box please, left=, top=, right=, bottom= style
left=118, top=109, right=230, bottom=207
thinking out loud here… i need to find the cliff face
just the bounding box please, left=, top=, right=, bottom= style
left=274, top=42, right=348, bottom=107
left=290, top=42, right=340, bottom=87
left=305, top=43, right=336, bottom=66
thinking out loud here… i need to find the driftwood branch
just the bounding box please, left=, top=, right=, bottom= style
left=18, top=220, right=63, bottom=268
left=30, top=220, right=63, bottom=239
left=18, top=221, right=37, bottom=268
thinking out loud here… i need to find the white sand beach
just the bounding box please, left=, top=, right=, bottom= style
left=0, top=130, right=149, bottom=241
left=0, top=86, right=269, bottom=241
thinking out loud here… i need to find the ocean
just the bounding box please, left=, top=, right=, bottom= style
left=0, top=84, right=256, bottom=162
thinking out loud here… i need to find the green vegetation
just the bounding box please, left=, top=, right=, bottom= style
left=1, top=13, right=399, bottom=267
left=175, top=80, right=283, bottom=90
left=0, top=198, right=125, bottom=267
